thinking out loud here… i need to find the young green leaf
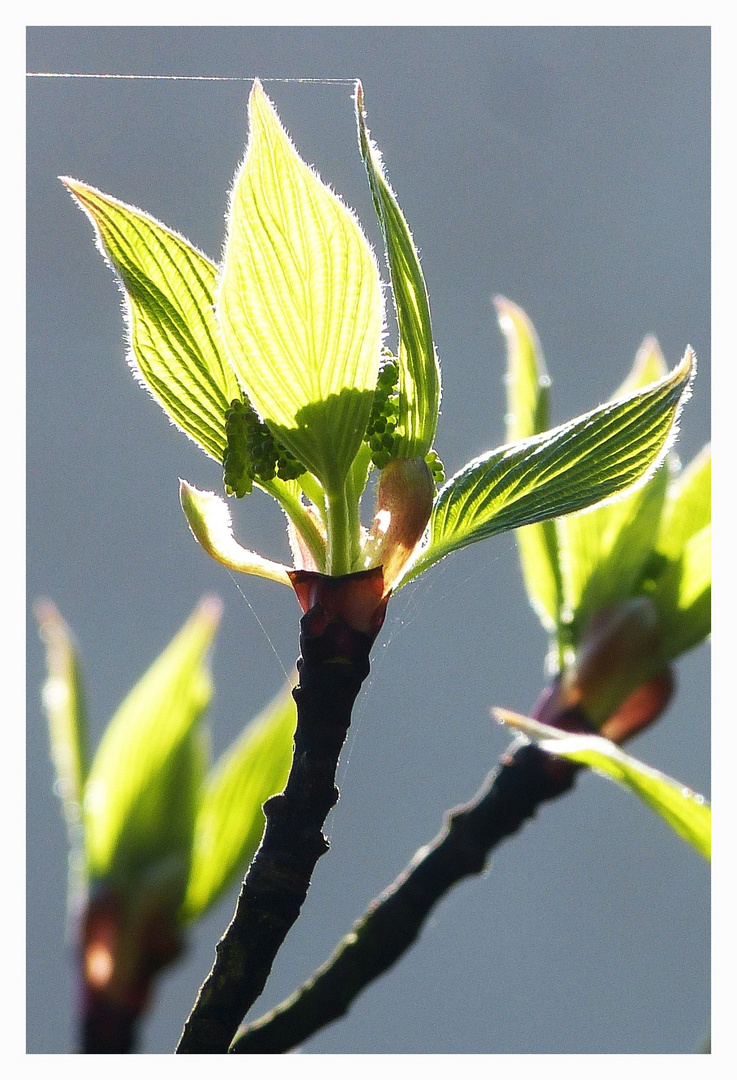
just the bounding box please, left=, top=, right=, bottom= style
left=401, top=349, right=694, bottom=586
left=181, top=681, right=297, bottom=921
left=355, top=82, right=441, bottom=460
left=497, top=297, right=561, bottom=633
left=83, top=599, right=221, bottom=890
left=61, top=178, right=240, bottom=461
left=611, top=335, right=669, bottom=399
left=654, top=443, right=711, bottom=563
left=219, top=80, right=384, bottom=494
left=498, top=296, right=552, bottom=442
left=179, top=480, right=293, bottom=586
left=36, top=601, right=88, bottom=840
left=651, top=524, right=711, bottom=660
left=557, top=460, right=671, bottom=634
left=556, top=338, right=671, bottom=632
left=495, top=709, right=711, bottom=860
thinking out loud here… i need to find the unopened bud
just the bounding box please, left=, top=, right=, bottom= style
left=563, top=597, right=665, bottom=729
left=363, top=457, right=435, bottom=590
left=79, top=882, right=184, bottom=1051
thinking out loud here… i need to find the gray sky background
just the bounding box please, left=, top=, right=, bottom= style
left=27, top=26, right=710, bottom=1055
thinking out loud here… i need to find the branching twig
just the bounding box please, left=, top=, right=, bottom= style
left=229, top=733, right=584, bottom=1054
left=176, top=604, right=376, bottom=1053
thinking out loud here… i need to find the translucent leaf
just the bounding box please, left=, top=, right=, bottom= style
left=557, top=458, right=671, bottom=635
left=219, top=81, right=384, bottom=494
left=612, top=335, right=669, bottom=399
left=62, top=178, right=240, bottom=462
left=652, top=524, right=711, bottom=660
left=655, top=443, right=711, bottom=563
left=83, top=599, right=221, bottom=890
left=402, top=349, right=694, bottom=586
left=35, top=601, right=88, bottom=841
left=498, top=296, right=552, bottom=443
left=555, top=339, right=671, bottom=632
left=355, top=82, right=441, bottom=459
left=179, top=479, right=293, bottom=586
left=497, top=297, right=561, bottom=633
left=495, top=709, right=711, bottom=860
left=181, top=681, right=297, bottom=921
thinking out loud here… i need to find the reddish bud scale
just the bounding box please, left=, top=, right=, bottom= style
left=79, top=885, right=184, bottom=1052
left=288, top=567, right=388, bottom=640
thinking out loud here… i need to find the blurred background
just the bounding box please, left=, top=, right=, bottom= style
left=27, top=26, right=710, bottom=1054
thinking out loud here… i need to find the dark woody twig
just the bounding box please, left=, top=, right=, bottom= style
left=177, top=571, right=387, bottom=1054
left=229, top=730, right=584, bottom=1054
left=230, top=666, right=674, bottom=1055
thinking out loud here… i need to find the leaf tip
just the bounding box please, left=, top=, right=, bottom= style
left=195, top=594, right=224, bottom=632
left=59, top=175, right=92, bottom=206
left=34, top=596, right=62, bottom=634
left=179, top=478, right=292, bottom=585
left=492, top=706, right=533, bottom=733
left=34, top=597, right=78, bottom=665
left=354, top=79, right=365, bottom=115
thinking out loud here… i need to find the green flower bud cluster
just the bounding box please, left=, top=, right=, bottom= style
left=364, top=355, right=445, bottom=482
left=365, top=354, right=401, bottom=470
left=223, top=398, right=305, bottom=497
left=424, top=449, right=445, bottom=485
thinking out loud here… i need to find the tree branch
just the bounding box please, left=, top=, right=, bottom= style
left=176, top=601, right=377, bottom=1053
left=229, top=733, right=584, bottom=1054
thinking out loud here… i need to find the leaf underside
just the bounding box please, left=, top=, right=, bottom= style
left=496, top=710, right=710, bottom=861
left=402, top=350, right=694, bottom=586
left=355, top=82, right=441, bottom=459
left=219, top=80, right=384, bottom=492
left=63, top=178, right=240, bottom=461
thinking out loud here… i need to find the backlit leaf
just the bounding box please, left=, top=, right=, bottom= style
left=219, top=80, right=384, bottom=493
left=655, top=443, right=711, bottom=563
left=179, top=479, right=293, bottom=586
left=402, top=349, right=694, bottom=586
left=355, top=82, right=441, bottom=459
left=62, top=178, right=240, bottom=461
left=36, top=601, right=88, bottom=840
left=557, top=459, right=670, bottom=634
left=497, top=297, right=560, bottom=633
left=83, top=599, right=221, bottom=890
left=495, top=709, right=710, bottom=860
left=652, top=524, right=711, bottom=660
left=556, top=338, right=671, bottom=632
left=181, top=681, right=296, bottom=921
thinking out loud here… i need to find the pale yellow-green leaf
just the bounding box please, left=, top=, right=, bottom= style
left=653, top=524, right=711, bottom=660
left=84, top=599, right=221, bottom=884
left=403, top=349, right=694, bottom=586
left=555, top=339, right=672, bottom=634
left=498, top=296, right=552, bottom=443
left=355, top=82, right=441, bottom=459
left=497, top=297, right=560, bottom=633
left=35, top=601, right=88, bottom=840
left=612, top=336, right=668, bottom=399
left=219, top=80, right=384, bottom=493
left=62, top=178, right=240, bottom=461
left=495, top=709, right=710, bottom=860
left=557, top=459, right=670, bottom=633
left=179, top=479, right=293, bottom=585
left=655, top=443, right=711, bottom=563
left=181, top=680, right=296, bottom=921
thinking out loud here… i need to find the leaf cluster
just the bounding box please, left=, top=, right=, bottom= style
left=63, top=82, right=696, bottom=594
left=497, top=300, right=710, bottom=674
left=36, top=599, right=295, bottom=924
